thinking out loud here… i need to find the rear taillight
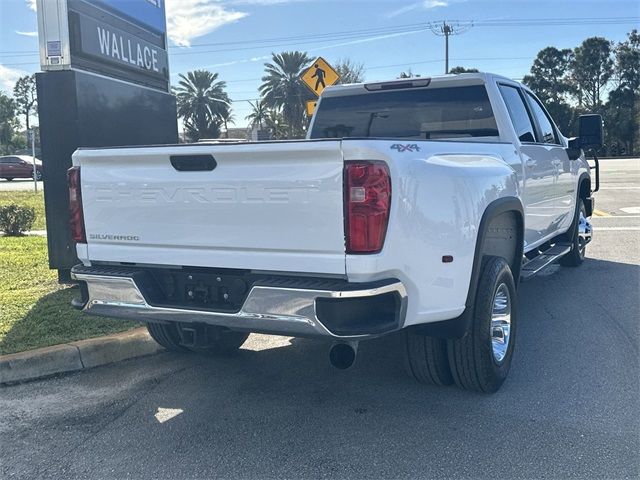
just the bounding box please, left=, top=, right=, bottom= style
left=67, top=166, right=86, bottom=243
left=344, top=161, right=391, bottom=254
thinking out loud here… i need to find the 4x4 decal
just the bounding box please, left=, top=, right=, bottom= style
left=390, top=144, right=421, bottom=153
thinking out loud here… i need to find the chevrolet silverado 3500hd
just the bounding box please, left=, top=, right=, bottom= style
left=69, top=73, right=602, bottom=392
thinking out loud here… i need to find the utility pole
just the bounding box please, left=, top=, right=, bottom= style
left=443, top=22, right=452, bottom=74
left=427, top=21, right=473, bottom=74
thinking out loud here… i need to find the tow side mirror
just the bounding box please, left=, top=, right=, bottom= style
left=577, top=114, right=603, bottom=149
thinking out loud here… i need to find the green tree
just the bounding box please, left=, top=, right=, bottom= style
left=449, top=66, right=479, bottom=74
left=12, top=74, right=37, bottom=131
left=523, top=47, right=574, bottom=103
left=264, top=109, right=288, bottom=139
left=398, top=69, right=421, bottom=78
left=604, top=87, right=637, bottom=155
left=259, top=51, right=312, bottom=138
left=220, top=110, right=235, bottom=138
left=603, top=30, right=640, bottom=155
left=245, top=99, right=269, bottom=129
left=614, top=29, right=640, bottom=91
left=335, top=59, right=365, bottom=84
left=0, top=92, right=20, bottom=154
left=174, top=70, right=231, bottom=141
left=572, top=37, right=614, bottom=110
left=523, top=47, right=576, bottom=135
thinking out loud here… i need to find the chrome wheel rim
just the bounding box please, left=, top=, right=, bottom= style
left=491, top=283, right=511, bottom=363
left=577, top=208, right=592, bottom=259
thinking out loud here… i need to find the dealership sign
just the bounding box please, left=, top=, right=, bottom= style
left=37, top=0, right=169, bottom=91
left=77, top=13, right=168, bottom=79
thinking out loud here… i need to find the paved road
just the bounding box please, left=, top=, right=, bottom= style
left=1, top=159, right=638, bottom=479
left=0, top=178, right=43, bottom=192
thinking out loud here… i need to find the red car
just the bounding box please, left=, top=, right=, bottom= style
left=0, top=155, right=43, bottom=181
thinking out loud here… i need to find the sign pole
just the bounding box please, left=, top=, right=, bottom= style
left=30, top=129, right=38, bottom=193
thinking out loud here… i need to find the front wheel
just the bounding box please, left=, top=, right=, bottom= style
left=448, top=256, right=517, bottom=393
left=560, top=198, right=590, bottom=267
left=4, top=178, right=14, bottom=181
left=32, top=170, right=43, bottom=181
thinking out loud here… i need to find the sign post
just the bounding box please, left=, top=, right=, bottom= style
left=29, top=129, right=37, bottom=193
left=300, top=57, right=340, bottom=117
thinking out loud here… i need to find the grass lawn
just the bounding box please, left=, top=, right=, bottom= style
left=0, top=236, right=138, bottom=355
left=0, top=191, right=47, bottom=230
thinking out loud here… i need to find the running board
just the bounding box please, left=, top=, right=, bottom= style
left=521, top=243, right=572, bottom=281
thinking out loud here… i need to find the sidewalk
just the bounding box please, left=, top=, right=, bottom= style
left=0, top=328, right=163, bottom=384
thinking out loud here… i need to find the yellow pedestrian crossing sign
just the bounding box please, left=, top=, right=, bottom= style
left=300, top=57, right=340, bottom=97
left=306, top=100, right=317, bottom=116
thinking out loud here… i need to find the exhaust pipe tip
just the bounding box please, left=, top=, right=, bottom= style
left=329, top=342, right=358, bottom=370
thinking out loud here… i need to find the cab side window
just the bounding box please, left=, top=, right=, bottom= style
left=498, top=85, right=536, bottom=143
left=525, top=93, right=559, bottom=145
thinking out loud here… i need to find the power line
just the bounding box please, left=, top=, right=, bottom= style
left=427, top=21, right=473, bottom=74
left=0, top=16, right=637, bottom=57
left=0, top=23, right=426, bottom=57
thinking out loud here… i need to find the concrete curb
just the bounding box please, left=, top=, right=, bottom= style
left=0, top=328, right=163, bottom=385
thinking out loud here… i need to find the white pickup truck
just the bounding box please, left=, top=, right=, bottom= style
left=69, top=73, right=602, bottom=392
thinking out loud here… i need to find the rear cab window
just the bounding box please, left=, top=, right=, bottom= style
left=309, top=85, right=499, bottom=140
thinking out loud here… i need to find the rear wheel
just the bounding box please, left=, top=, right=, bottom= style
left=146, top=322, right=249, bottom=355
left=4, top=178, right=14, bottom=181
left=32, top=170, right=43, bottom=181
left=404, top=328, right=453, bottom=386
left=560, top=198, right=590, bottom=267
left=447, top=256, right=517, bottom=393
left=189, top=326, right=249, bottom=355
left=146, top=322, right=189, bottom=352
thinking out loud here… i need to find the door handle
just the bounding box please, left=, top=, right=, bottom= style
left=526, top=159, right=536, bottom=168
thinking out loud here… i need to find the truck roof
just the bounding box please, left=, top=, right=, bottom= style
left=321, top=72, right=519, bottom=97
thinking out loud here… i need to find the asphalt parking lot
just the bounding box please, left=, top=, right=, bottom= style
left=1, top=158, right=638, bottom=479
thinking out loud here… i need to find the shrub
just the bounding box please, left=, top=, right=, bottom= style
left=0, top=204, right=36, bottom=236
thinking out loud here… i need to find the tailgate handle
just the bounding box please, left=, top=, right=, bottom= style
left=170, top=155, right=217, bottom=172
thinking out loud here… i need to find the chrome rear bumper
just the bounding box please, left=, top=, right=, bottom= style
left=71, top=266, right=407, bottom=339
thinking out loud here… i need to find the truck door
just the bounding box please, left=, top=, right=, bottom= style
left=498, top=84, right=556, bottom=248
left=524, top=92, right=575, bottom=232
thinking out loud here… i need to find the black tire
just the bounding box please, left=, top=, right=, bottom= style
left=192, top=327, right=249, bottom=355
left=560, top=198, right=588, bottom=267
left=404, top=327, right=453, bottom=386
left=32, top=170, right=43, bottom=181
left=146, top=322, right=189, bottom=352
left=5, top=178, right=14, bottom=181
left=448, top=256, right=517, bottom=393
left=147, top=322, right=249, bottom=354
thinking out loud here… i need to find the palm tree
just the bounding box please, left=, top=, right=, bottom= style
left=265, top=109, right=289, bottom=139
left=174, top=70, right=231, bottom=141
left=259, top=51, right=312, bottom=138
left=245, top=99, right=269, bottom=129
left=220, top=110, right=235, bottom=138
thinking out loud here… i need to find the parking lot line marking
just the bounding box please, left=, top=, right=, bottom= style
left=593, top=209, right=609, bottom=217
left=596, top=227, right=640, bottom=231
left=621, top=207, right=640, bottom=214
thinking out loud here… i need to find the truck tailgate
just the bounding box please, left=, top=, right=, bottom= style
left=75, top=141, right=346, bottom=275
